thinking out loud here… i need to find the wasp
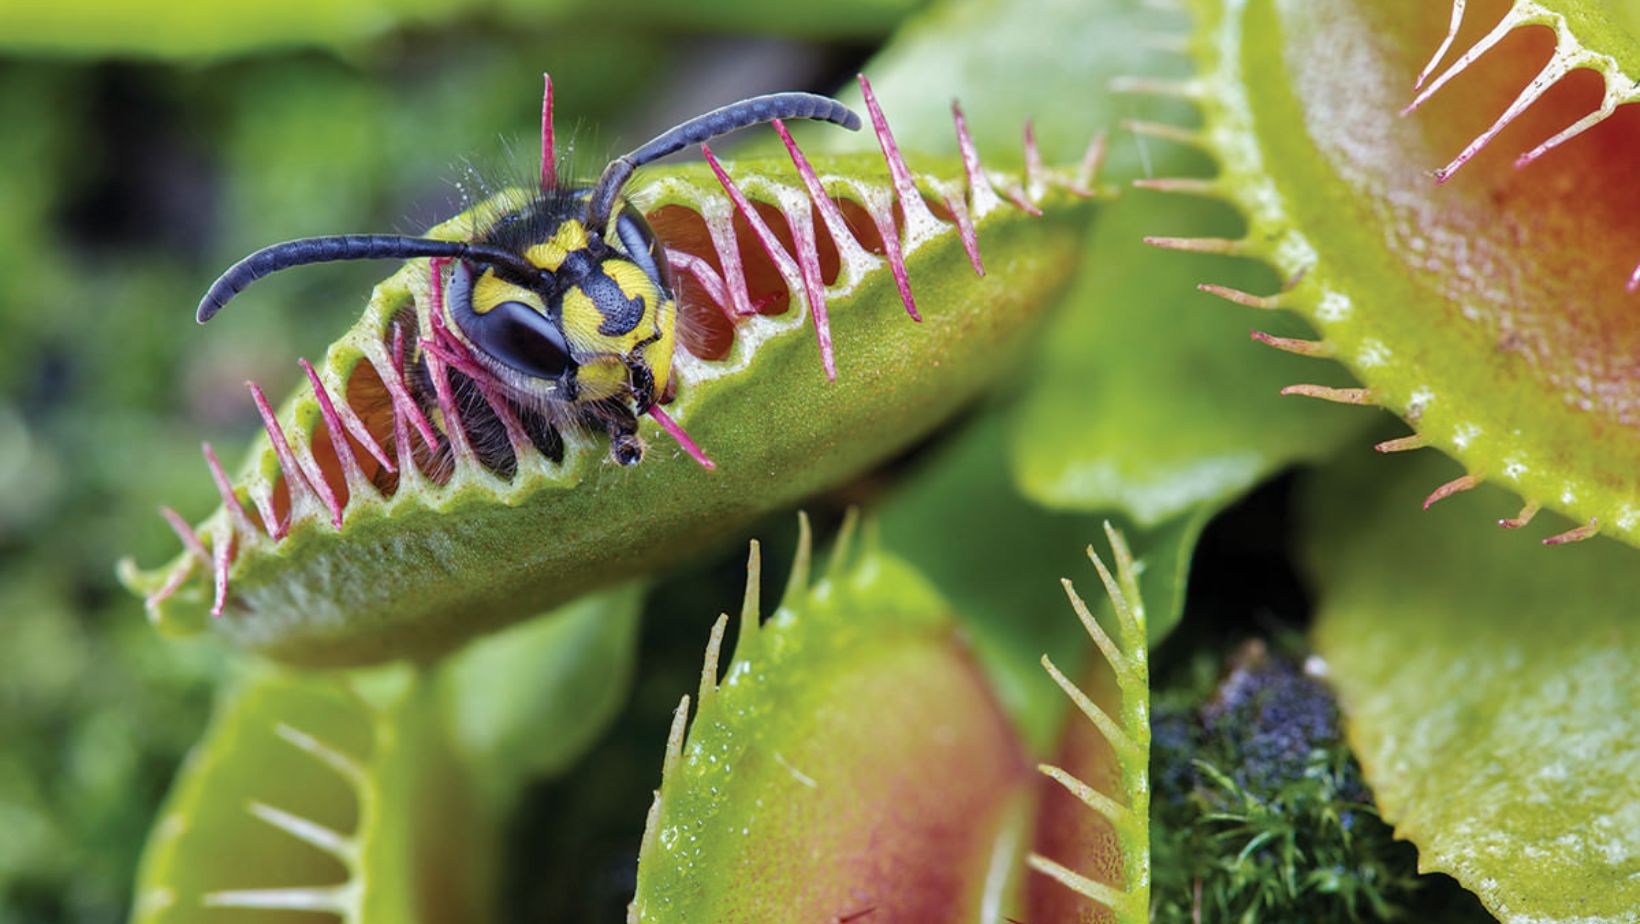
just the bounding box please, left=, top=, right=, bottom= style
left=197, top=82, right=861, bottom=467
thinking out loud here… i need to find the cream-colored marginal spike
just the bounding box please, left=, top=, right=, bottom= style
left=1123, top=119, right=1203, bottom=147
left=1132, top=176, right=1218, bottom=196
left=1423, top=473, right=1482, bottom=510
left=248, top=801, right=356, bottom=862
left=1025, top=855, right=1143, bottom=918
left=1199, top=283, right=1285, bottom=310
left=274, top=723, right=368, bottom=789
left=1375, top=433, right=1427, bottom=454
left=1070, top=131, right=1109, bottom=198
left=1039, top=655, right=1141, bottom=760
left=698, top=615, right=729, bottom=712
left=203, top=885, right=352, bottom=913
left=827, top=507, right=861, bottom=580
left=1280, top=384, right=1375, bottom=405
left=778, top=511, right=814, bottom=613
left=1404, top=5, right=1521, bottom=115
left=1414, top=0, right=1468, bottom=92
left=1498, top=500, right=1541, bottom=529
left=1251, top=331, right=1334, bottom=357
left=1543, top=518, right=1600, bottom=545
left=1101, top=523, right=1144, bottom=644
left=1060, top=578, right=1131, bottom=681
left=1145, top=235, right=1245, bottom=255
left=1038, top=763, right=1137, bottom=830
left=1517, top=80, right=1640, bottom=168
left=1433, top=50, right=1575, bottom=182
left=661, top=694, right=690, bottom=782
left=1108, top=76, right=1203, bottom=101
left=738, top=539, right=762, bottom=654
left=1102, top=525, right=1141, bottom=617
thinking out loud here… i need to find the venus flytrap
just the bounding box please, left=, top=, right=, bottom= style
left=118, top=78, right=1105, bottom=667
left=630, top=514, right=1037, bottom=922
left=1027, top=525, right=1150, bottom=924
left=1140, top=0, right=1640, bottom=547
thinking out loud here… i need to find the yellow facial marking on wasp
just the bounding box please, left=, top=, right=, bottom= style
left=574, top=356, right=627, bottom=401
left=471, top=269, right=545, bottom=316
left=559, top=286, right=604, bottom=349
left=606, top=259, right=655, bottom=306
left=524, top=219, right=590, bottom=272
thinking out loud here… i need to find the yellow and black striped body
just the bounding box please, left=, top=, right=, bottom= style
left=441, top=190, right=675, bottom=464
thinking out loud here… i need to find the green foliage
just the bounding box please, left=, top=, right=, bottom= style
left=1149, top=644, right=1446, bottom=923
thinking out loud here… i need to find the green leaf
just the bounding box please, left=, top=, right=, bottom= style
left=440, top=583, right=644, bottom=800
left=1307, top=452, right=1640, bottom=922
left=630, top=520, right=1035, bottom=921
left=131, top=665, right=490, bottom=923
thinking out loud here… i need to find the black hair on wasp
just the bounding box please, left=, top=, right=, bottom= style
left=197, top=76, right=861, bottom=470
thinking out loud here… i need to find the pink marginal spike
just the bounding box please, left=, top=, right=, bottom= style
left=1628, top=260, right=1640, bottom=294
left=951, top=101, right=1002, bottom=216
left=667, top=250, right=731, bottom=314
left=305, top=358, right=394, bottom=474
left=300, top=358, right=367, bottom=491
left=779, top=189, right=836, bottom=381
left=202, top=441, right=256, bottom=535
left=862, top=192, right=922, bottom=322
left=771, top=118, right=874, bottom=266
left=144, top=559, right=192, bottom=613
left=427, top=257, right=454, bottom=342
left=648, top=404, right=715, bottom=470
left=211, top=522, right=234, bottom=618
left=474, top=378, right=534, bottom=459
left=247, top=484, right=284, bottom=541
left=701, top=146, right=800, bottom=279
left=160, top=506, right=210, bottom=563
left=944, top=189, right=985, bottom=277
left=701, top=145, right=833, bottom=373
left=1071, top=130, right=1108, bottom=197
left=540, top=73, right=556, bottom=192
left=856, top=74, right=943, bottom=238
left=1023, top=119, right=1046, bottom=199
left=422, top=347, right=473, bottom=463
left=702, top=202, right=759, bottom=317
left=248, top=380, right=341, bottom=530
left=385, top=325, right=441, bottom=453
left=1002, top=183, right=1043, bottom=217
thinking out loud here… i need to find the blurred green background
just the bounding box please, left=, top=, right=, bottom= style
left=0, top=4, right=914, bottom=920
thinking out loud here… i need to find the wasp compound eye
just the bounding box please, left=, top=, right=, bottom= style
left=473, top=300, right=575, bottom=380
left=448, top=260, right=575, bottom=381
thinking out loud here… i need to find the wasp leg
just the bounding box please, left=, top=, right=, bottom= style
left=626, top=356, right=657, bottom=415
left=603, top=403, right=645, bottom=465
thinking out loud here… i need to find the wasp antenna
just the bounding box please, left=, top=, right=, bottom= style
left=196, top=235, right=537, bottom=323
left=585, top=92, right=861, bottom=231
